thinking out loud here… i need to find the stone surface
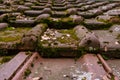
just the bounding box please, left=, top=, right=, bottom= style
left=79, top=33, right=100, bottom=48
left=0, top=23, right=8, bottom=30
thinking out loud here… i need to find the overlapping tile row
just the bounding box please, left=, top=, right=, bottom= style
left=0, top=0, right=120, bottom=57
left=0, top=52, right=30, bottom=80
left=0, top=52, right=118, bottom=80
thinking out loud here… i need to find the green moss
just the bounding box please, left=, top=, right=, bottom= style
left=2, top=31, right=11, bottom=35
left=0, top=27, right=30, bottom=42
left=25, top=51, right=32, bottom=55
left=40, top=29, right=79, bottom=46
left=58, top=29, right=79, bottom=40
left=19, top=1, right=24, bottom=5
left=57, top=37, right=68, bottom=43
left=97, top=61, right=102, bottom=64
left=0, top=56, right=13, bottom=64
left=77, top=47, right=86, bottom=55
left=31, top=63, right=34, bottom=67
left=37, top=17, right=77, bottom=29
left=82, top=77, right=87, bottom=80
left=0, top=36, right=21, bottom=42
left=83, top=20, right=112, bottom=30
left=24, top=68, right=31, bottom=79
left=34, top=1, right=41, bottom=6
left=38, top=40, right=89, bottom=58
left=74, top=48, right=86, bottom=61
left=57, top=35, right=78, bottom=44
left=41, top=40, right=49, bottom=44
left=97, top=19, right=110, bottom=23
left=101, top=54, right=109, bottom=60
left=0, top=0, right=3, bottom=3
left=117, top=34, right=120, bottom=39
left=38, top=41, right=78, bottom=57
left=15, top=28, right=30, bottom=32
left=62, top=17, right=73, bottom=22
left=39, top=47, right=61, bottom=57
left=111, top=75, right=115, bottom=80
left=0, top=49, right=8, bottom=56
left=1, top=27, right=30, bottom=32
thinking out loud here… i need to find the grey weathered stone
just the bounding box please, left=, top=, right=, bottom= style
left=17, top=6, right=30, bottom=12
left=109, top=17, right=120, bottom=24
left=35, top=14, right=50, bottom=22
left=52, top=11, right=67, bottom=17
left=45, top=4, right=52, bottom=8
left=67, top=8, right=77, bottom=15
left=43, top=8, right=52, bottom=14
left=108, top=9, right=120, bottom=16
left=24, top=10, right=43, bottom=16
left=20, top=24, right=48, bottom=50
left=0, top=23, right=8, bottom=30
left=77, top=3, right=85, bottom=7
left=66, top=4, right=73, bottom=9
left=0, top=14, right=8, bottom=22
left=74, top=25, right=89, bottom=40
left=0, top=41, right=18, bottom=49
left=0, top=10, right=12, bottom=14
left=96, top=15, right=112, bottom=21
left=84, top=19, right=108, bottom=29
left=24, top=2, right=33, bottom=7
left=80, top=5, right=92, bottom=11
left=78, top=12, right=94, bottom=18
left=11, top=20, right=35, bottom=27
left=31, top=6, right=44, bottom=10
left=70, top=15, right=84, bottom=24
left=89, top=9, right=103, bottom=16
left=79, top=33, right=100, bottom=48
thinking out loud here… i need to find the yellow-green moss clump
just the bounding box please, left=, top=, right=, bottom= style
left=58, top=29, right=79, bottom=40
left=0, top=36, right=21, bottom=42
left=0, top=27, right=30, bottom=42
left=0, top=56, right=14, bottom=64
left=40, top=29, right=79, bottom=47
left=57, top=29, right=79, bottom=44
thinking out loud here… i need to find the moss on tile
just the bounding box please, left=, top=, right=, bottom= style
left=40, top=29, right=79, bottom=46
left=24, top=68, right=31, bottom=79
left=0, top=56, right=14, bottom=64
left=0, top=36, right=21, bottom=42
left=117, top=34, right=120, bottom=39
left=58, top=29, right=79, bottom=40
left=37, top=17, right=77, bottom=29
left=0, top=27, right=31, bottom=42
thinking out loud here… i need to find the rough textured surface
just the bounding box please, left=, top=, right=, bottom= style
left=107, top=60, right=120, bottom=79
left=11, top=53, right=112, bottom=80
left=0, top=27, right=30, bottom=49
left=0, top=23, right=8, bottom=30
left=20, top=24, right=47, bottom=50
left=0, top=52, right=29, bottom=80
left=0, top=0, right=120, bottom=79
left=0, top=0, right=119, bottom=52
left=79, top=33, right=100, bottom=48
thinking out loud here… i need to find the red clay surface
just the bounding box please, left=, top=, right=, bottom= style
left=12, top=52, right=38, bottom=80
left=107, top=59, right=120, bottom=79
left=77, top=54, right=107, bottom=80
left=0, top=52, right=29, bottom=80
left=0, top=52, right=117, bottom=80
left=25, top=54, right=109, bottom=80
